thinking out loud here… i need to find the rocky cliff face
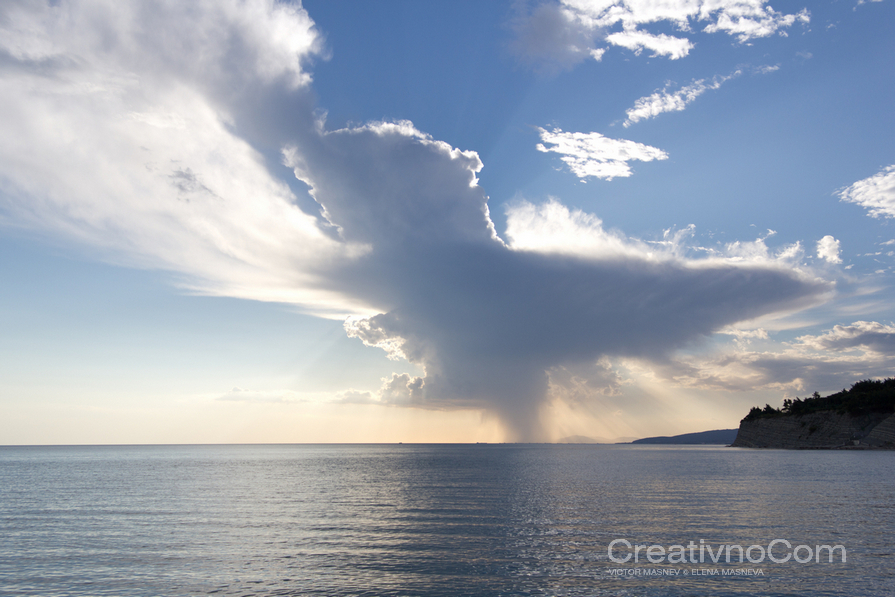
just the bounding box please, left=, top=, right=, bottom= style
left=732, top=411, right=895, bottom=449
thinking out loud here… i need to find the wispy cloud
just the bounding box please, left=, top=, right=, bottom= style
left=624, top=71, right=743, bottom=127
left=536, top=128, right=668, bottom=180
left=838, top=165, right=895, bottom=219
left=0, top=0, right=372, bottom=318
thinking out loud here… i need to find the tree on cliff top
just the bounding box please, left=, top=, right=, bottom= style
left=742, top=379, right=895, bottom=422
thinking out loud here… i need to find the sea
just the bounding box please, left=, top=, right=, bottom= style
left=1, top=444, right=892, bottom=597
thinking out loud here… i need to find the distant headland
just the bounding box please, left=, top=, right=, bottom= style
left=631, top=429, right=738, bottom=445
left=732, top=378, right=895, bottom=449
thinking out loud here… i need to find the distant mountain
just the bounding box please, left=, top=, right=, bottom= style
left=556, top=435, right=639, bottom=444
left=556, top=435, right=607, bottom=444
left=631, top=429, right=738, bottom=445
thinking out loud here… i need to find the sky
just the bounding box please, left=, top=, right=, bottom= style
left=1, top=0, right=894, bottom=444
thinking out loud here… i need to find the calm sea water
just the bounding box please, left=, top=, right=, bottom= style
left=1, top=444, right=892, bottom=597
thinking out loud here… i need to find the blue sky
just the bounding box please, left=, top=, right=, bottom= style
left=1, top=0, right=894, bottom=443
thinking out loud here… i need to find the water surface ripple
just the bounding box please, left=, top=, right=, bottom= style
left=1, top=444, right=892, bottom=596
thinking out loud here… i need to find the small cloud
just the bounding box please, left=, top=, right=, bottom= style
left=839, top=165, right=895, bottom=219
left=605, top=30, right=693, bottom=60
left=536, top=127, right=668, bottom=180
left=333, top=374, right=425, bottom=407
left=335, top=390, right=376, bottom=404
left=816, top=235, right=842, bottom=264
left=754, top=64, right=780, bottom=74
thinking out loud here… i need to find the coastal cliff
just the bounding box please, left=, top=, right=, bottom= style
left=732, top=411, right=895, bottom=449
left=731, top=378, right=895, bottom=449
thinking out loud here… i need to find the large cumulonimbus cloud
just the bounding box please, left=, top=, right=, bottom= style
left=286, top=114, right=829, bottom=439
left=0, top=0, right=831, bottom=440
